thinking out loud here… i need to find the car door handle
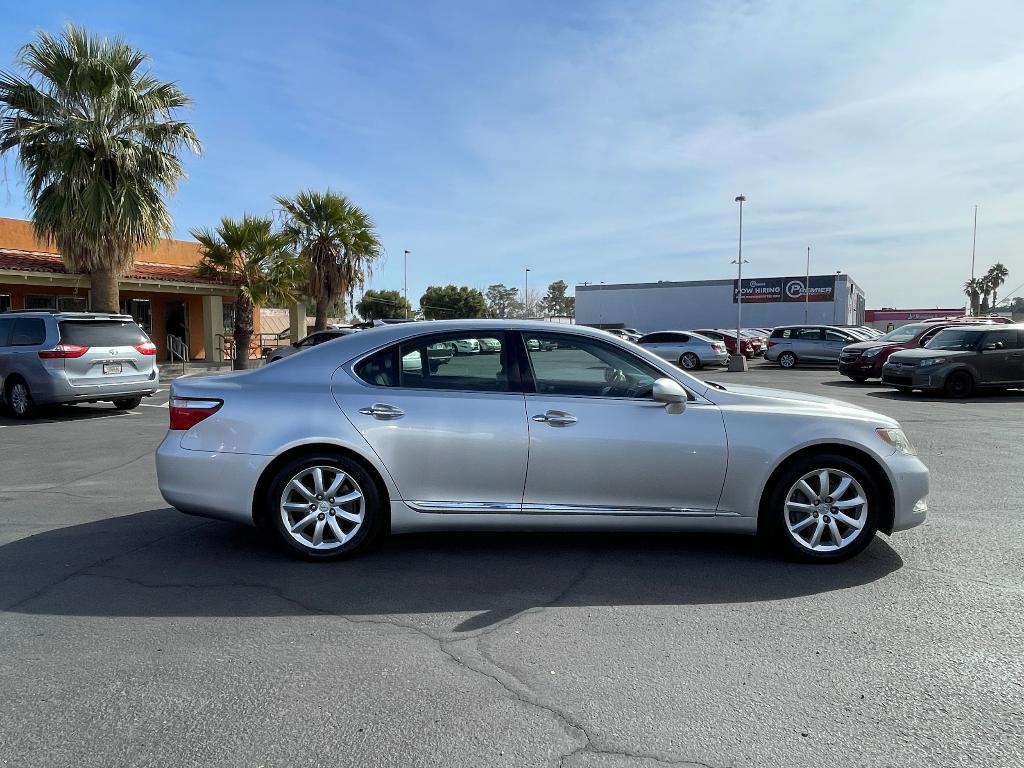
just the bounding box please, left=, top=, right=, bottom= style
left=358, top=403, right=405, bottom=420
left=532, top=410, right=577, bottom=427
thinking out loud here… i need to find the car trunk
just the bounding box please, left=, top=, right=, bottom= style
left=57, top=320, right=156, bottom=386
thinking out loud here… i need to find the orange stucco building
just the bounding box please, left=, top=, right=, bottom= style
left=0, top=217, right=251, bottom=361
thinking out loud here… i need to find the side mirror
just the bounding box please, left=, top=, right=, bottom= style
left=653, top=377, right=687, bottom=414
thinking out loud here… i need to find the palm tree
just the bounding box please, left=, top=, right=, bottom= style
left=274, top=190, right=383, bottom=331
left=0, top=24, right=200, bottom=311
left=986, top=263, right=1010, bottom=308
left=192, top=216, right=302, bottom=370
left=963, top=278, right=984, bottom=316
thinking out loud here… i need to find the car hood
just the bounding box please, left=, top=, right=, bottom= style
left=886, top=348, right=974, bottom=362
left=703, top=382, right=898, bottom=426
left=843, top=339, right=900, bottom=352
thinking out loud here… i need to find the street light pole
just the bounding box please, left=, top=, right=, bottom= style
left=729, top=195, right=749, bottom=372
left=524, top=268, right=531, bottom=318
left=403, top=250, right=411, bottom=319
left=969, top=205, right=978, bottom=315
left=805, top=245, right=811, bottom=323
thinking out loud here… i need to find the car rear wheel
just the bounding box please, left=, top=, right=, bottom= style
left=266, top=454, right=383, bottom=560
left=763, top=454, right=880, bottom=563
left=944, top=371, right=974, bottom=399
left=778, top=352, right=797, bottom=369
left=112, top=397, right=143, bottom=410
left=679, top=352, right=700, bottom=370
left=6, top=379, right=36, bottom=419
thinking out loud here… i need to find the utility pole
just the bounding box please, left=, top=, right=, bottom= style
left=403, top=250, right=410, bottom=319
left=969, top=206, right=978, bottom=316
left=805, top=245, right=811, bottom=323
left=524, top=268, right=531, bottom=319
left=729, top=195, right=749, bottom=372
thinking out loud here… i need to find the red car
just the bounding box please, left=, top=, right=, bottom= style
left=693, top=329, right=758, bottom=359
left=838, top=317, right=1009, bottom=381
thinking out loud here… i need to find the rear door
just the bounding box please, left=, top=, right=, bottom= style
left=334, top=330, right=529, bottom=511
left=792, top=327, right=826, bottom=361
left=978, top=329, right=1023, bottom=383
left=57, top=320, right=155, bottom=386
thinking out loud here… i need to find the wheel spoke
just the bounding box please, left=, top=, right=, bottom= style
left=827, top=519, right=843, bottom=546
left=834, top=496, right=865, bottom=510
left=312, top=468, right=325, bottom=495
left=798, top=480, right=818, bottom=502
left=333, top=489, right=362, bottom=505
left=809, top=519, right=825, bottom=548
left=290, top=512, right=317, bottom=533
left=312, top=518, right=326, bottom=546
left=324, top=471, right=348, bottom=498
left=327, top=516, right=346, bottom=543
left=832, top=476, right=852, bottom=500
left=834, top=511, right=864, bottom=529
left=818, top=470, right=831, bottom=498
left=787, top=501, right=815, bottom=513
left=289, top=479, right=316, bottom=502
left=335, top=509, right=362, bottom=524
left=790, top=516, right=816, bottom=533
left=283, top=501, right=311, bottom=512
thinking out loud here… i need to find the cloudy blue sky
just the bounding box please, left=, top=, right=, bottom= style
left=1, top=0, right=1022, bottom=308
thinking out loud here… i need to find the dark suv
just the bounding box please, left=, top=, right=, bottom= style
left=839, top=318, right=1009, bottom=382
left=881, top=324, right=1024, bottom=397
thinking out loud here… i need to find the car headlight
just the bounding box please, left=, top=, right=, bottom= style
left=918, top=357, right=946, bottom=367
left=861, top=347, right=883, bottom=357
left=877, top=427, right=916, bottom=455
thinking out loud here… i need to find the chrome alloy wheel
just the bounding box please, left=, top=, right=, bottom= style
left=10, top=383, right=30, bottom=415
left=784, top=468, right=867, bottom=552
left=280, top=466, right=365, bottom=551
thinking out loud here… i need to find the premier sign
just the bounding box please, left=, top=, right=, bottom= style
left=734, top=275, right=836, bottom=304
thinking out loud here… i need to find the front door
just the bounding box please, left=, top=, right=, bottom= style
left=164, top=301, right=189, bottom=361
left=519, top=331, right=728, bottom=515
left=333, top=330, right=528, bottom=511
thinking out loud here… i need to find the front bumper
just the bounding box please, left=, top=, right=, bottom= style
left=881, top=363, right=948, bottom=390
left=839, top=357, right=883, bottom=377
left=156, top=435, right=271, bottom=526
left=885, top=451, right=930, bottom=533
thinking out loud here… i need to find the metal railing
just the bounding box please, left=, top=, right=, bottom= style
left=167, top=334, right=189, bottom=375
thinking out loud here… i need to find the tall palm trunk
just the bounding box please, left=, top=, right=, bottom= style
left=314, top=290, right=330, bottom=331
left=233, top=296, right=254, bottom=371
left=89, top=267, right=120, bottom=313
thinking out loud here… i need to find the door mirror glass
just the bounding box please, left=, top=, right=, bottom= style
left=653, top=377, right=687, bottom=413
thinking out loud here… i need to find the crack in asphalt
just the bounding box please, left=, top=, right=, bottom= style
left=54, top=557, right=723, bottom=768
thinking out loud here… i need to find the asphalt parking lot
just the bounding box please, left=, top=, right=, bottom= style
left=1, top=366, right=1022, bottom=768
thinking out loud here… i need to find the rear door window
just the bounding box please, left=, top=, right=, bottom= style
left=12, top=318, right=46, bottom=346
left=58, top=320, right=148, bottom=346
left=0, top=317, right=13, bottom=346
left=981, top=330, right=1021, bottom=350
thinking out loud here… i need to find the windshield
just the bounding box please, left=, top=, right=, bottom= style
left=924, top=328, right=983, bottom=351
left=878, top=323, right=927, bottom=343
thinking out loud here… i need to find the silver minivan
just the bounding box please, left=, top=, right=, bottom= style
left=766, top=325, right=862, bottom=368
left=0, top=310, right=159, bottom=418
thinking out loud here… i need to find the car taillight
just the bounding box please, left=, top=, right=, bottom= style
left=713, top=343, right=725, bottom=351
left=169, top=398, right=223, bottom=430
left=38, top=343, right=89, bottom=359
left=134, top=341, right=157, bottom=355
left=768, top=341, right=777, bottom=347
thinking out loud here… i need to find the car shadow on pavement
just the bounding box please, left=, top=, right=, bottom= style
left=0, top=404, right=138, bottom=427
left=1, top=509, right=904, bottom=630
left=863, top=389, right=1024, bottom=403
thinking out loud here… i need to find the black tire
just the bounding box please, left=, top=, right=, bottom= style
left=778, top=352, right=797, bottom=369
left=265, top=453, right=384, bottom=560
left=679, top=352, right=701, bottom=370
left=894, top=386, right=913, bottom=394
left=762, top=453, right=881, bottom=564
left=112, top=397, right=143, bottom=410
left=944, top=370, right=974, bottom=399
left=6, top=378, right=37, bottom=419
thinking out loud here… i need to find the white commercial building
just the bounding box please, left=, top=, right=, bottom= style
left=576, top=274, right=866, bottom=332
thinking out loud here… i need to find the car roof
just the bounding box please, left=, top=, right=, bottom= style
left=1, top=310, right=134, bottom=321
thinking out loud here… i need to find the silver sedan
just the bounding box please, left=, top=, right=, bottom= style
left=638, top=330, right=730, bottom=369
left=156, top=320, right=929, bottom=563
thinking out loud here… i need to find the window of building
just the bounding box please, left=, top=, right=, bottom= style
left=0, top=294, right=10, bottom=313
left=223, top=303, right=236, bottom=331
left=57, top=296, right=88, bottom=312
left=119, top=298, right=153, bottom=332
left=25, top=294, right=57, bottom=310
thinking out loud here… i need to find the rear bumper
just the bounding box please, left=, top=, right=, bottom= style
left=34, top=373, right=159, bottom=404
left=155, top=436, right=270, bottom=526
left=701, top=351, right=731, bottom=366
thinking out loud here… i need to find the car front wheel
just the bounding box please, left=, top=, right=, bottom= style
left=778, top=352, right=797, bottom=368
left=763, top=454, right=880, bottom=563
left=266, top=454, right=383, bottom=560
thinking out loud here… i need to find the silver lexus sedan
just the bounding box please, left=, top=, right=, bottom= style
left=156, top=320, right=928, bottom=563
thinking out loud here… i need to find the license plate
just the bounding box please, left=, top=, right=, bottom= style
left=103, top=363, right=122, bottom=375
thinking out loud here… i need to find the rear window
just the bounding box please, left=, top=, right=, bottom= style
left=58, top=320, right=148, bottom=346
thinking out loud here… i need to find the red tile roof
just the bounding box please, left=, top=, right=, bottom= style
left=0, top=248, right=232, bottom=285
